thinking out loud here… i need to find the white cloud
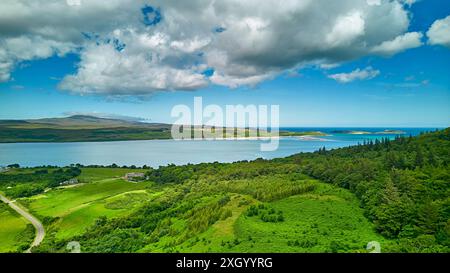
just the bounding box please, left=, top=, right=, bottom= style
left=401, top=0, right=418, bottom=6
left=0, top=35, right=75, bottom=81
left=427, top=15, right=450, bottom=48
left=366, top=0, right=381, bottom=6
left=170, top=37, right=211, bottom=53
left=371, top=32, right=423, bottom=56
left=0, top=58, right=13, bottom=82
left=210, top=72, right=275, bottom=89
left=328, top=67, right=380, bottom=83
left=326, top=11, right=365, bottom=47
left=319, top=63, right=341, bottom=70
left=0, top=0, right=423, bottom=94
left=59, top=43, right=208, bottom=95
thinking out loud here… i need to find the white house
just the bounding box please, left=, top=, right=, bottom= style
left=60, top=178, right=79, bottom=186
left=124, top=172, right=147, bottom=182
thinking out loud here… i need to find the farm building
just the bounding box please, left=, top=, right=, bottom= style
left=124, top=172, right=147, bottom=182
left=60, top=178, right=79, bottom=186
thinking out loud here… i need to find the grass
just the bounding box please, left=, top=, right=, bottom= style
left=169, top=194, right=256, bottom=253
left=18, top=168, right=153, bottom=241
left=55, top=202, right=129, bottom=240
left=77, top=168, right=140, bottom=182
left=0, top=203, right=33, bottom=252
left=168, top=183, right=390, bottom=253
left=0, top=127, right=172, bottom=143
left=231, top=183, right=390, bottom=253
left=22, top=178, right=149, bottom=217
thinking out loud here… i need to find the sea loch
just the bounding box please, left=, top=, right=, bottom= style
left=0, top=128, right=434, bottom=168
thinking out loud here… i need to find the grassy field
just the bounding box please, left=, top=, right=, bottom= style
left=19, top=172, right=153, bottom=240
left=0, top=202, right=34, bottom=252
left=77, top=168, right=141, bottom=182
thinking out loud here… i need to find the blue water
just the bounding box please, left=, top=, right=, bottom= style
left=0, top=128, right=438, bottom=168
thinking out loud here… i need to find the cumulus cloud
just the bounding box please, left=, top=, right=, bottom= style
left=0, top=35, right=75, bottom=81
left=367, top=0, right=417, bottom=6
left=59, top=43, right=208, bottom=95
left=328, top=67, right=380, bottom=83
left=427, top=15, right=450, bottom=48
left=326, top=11, right=365, bottom=47
left=0, top=0, right=425, bottom=94
left=371, top=32, right=423, bottom=56
left=366, top=0, right=381, bottom=6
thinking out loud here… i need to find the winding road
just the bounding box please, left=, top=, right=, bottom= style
left=0, top=194, right=45, bottom=253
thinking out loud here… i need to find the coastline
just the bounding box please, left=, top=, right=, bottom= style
left=0, top=128, right=441, bottom=168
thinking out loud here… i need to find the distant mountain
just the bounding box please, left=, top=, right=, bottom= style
left=0, top=115, right=170, bottom=130
left=30, top=114, right=133, bottom=125
left=0, top=115, right=172, bottom=143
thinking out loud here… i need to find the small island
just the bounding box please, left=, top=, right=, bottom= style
left=330, top=130, right=371, bottom=135
left=331, top=129, right=406, bottom=135
left=279, top=131, right=328, bottom=137
left=375, top=129, right=406, bottom=135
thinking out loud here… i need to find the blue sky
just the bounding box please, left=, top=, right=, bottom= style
left=0, top=0, right=449, bottom=127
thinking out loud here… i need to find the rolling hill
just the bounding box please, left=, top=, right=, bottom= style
left=0, top=115, right=318, bottom=143
left=0, top=115, right=173, bottom=143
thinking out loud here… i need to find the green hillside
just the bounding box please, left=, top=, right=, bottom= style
left=0, top=129, right=448, bottom=253
left=0, top=115, right=173, bottom=142
left=0, top=202, right=34, bottom=252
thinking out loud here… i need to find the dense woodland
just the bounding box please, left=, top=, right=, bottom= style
left=284, top=128, right=450, bottom=251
